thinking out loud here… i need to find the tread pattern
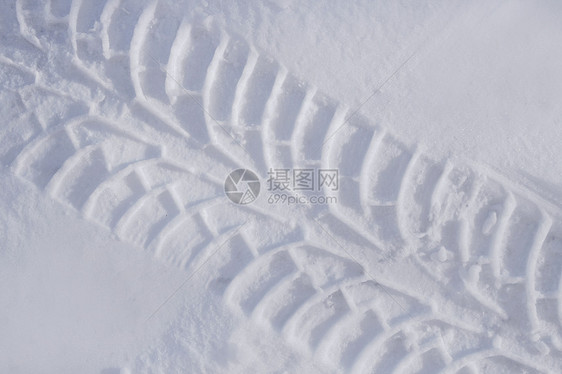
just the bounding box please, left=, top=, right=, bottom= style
left=4, top=0, right=562, bottom=372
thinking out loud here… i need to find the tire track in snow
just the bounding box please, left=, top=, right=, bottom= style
left=6, top=1, right=562, bottom=372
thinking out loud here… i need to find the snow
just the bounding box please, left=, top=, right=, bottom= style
left=2, top=0, right=562, bottom=373
left=0, top=171, right=186, bottom=373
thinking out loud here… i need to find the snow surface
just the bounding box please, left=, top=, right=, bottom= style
left=1, top=0, right=562, bottom=373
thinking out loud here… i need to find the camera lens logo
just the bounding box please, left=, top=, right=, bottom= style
left=224, top=169, right=260, bottom=205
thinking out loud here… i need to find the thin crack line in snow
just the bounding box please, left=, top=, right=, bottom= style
left=312, top=217, right=412, bottom=318
left=322, top=1, right=508, bottom=148
left=320, top=48, right=419, bottom=147
left=145, top=222, right=248, bottom=322
left=147, top=53, right=254, bottom=160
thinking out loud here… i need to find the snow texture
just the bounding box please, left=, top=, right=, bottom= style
left=1, top=0, right=562, bottom=373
